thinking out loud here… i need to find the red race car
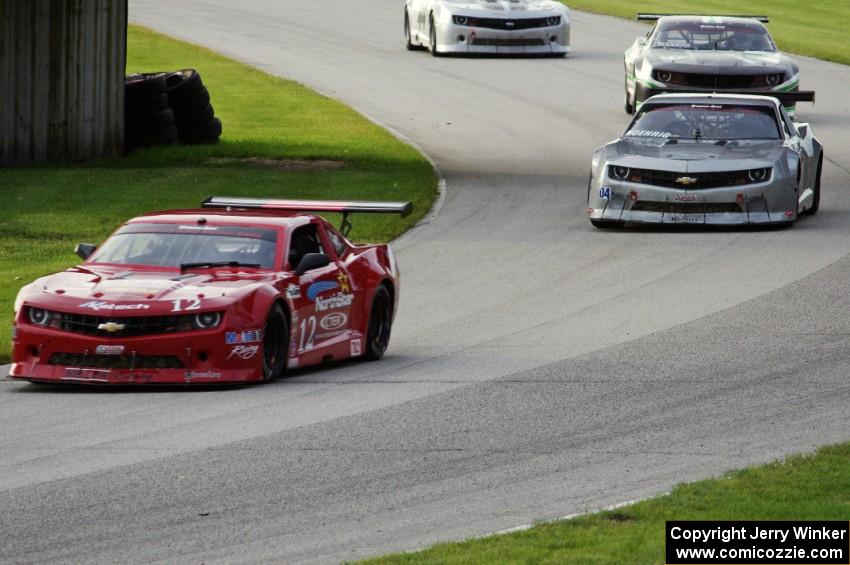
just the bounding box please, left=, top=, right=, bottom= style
left=9, top=197, right=411, bottom=385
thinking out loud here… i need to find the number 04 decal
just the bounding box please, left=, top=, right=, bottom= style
left=298, top=316, right=317, bottom=352
left=171, top=298, right=202, bottom=312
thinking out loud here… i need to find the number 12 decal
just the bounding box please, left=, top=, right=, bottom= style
left=298, top=316, right=317, bottom=352
left=171, top=298, right=202, bottom=312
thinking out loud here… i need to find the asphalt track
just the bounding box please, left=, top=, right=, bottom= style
left=3, top=2, right=850, bottom=563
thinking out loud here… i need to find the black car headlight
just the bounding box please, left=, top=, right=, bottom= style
left=766, top=73, right=783, bottom=86
left=747, top=168, right=771, bottom=183
left=193, top=311, right=222, bottom=330
left=453, top=15, right=468, bottom=25
left=28, top=307, right=52, bottom=326
left=546, top=16, right=561, bottom=26
left=655, top=70, right=672, bottom=83
left=610, top=165, right=630, bottom=180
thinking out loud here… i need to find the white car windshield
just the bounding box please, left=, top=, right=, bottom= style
left=652, top=22, right=775, bottom=51
left=90, top=223, right=279, bottom=269
left=625, top=104, right=781, bottom=140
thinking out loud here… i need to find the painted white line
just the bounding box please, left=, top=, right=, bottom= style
left=487, top=497, right=652, bottom=538
left=403, top=495, right=663, bottom=556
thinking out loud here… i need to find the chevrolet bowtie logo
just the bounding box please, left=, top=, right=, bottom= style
left=97, top=322, right=126, bottom=333
left=676, top=176, right=698, bottom=186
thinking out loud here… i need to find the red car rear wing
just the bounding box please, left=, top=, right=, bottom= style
left=201, top=196, right=413, bottom=236
left=637, top=14, right=769, bottom=23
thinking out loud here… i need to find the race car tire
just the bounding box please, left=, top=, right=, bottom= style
left=590, top=219, right=624, bottom=229
left=405, top=11, right=416, bottom=50
left=262, top=303, right=288, bottom=382
left=125, top=72, right=168, bottom=97
left=803, top=154, right=822, bottom=216
left=624, top=77, right=635, bottom=115
left=363, top=285, right=392, bottom=361
left=429, top=18, right=442, bottom=57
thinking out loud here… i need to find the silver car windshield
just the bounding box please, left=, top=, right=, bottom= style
left=90, top=223, right=279, bottom=269
left=625, top=104, right=781, bottom=140
left=652, top=23, right=775, bottom=51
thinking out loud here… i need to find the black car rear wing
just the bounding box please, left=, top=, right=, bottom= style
left=202, top=196, right=413, bottom=236
left=637, top=14, right=769, bottom=23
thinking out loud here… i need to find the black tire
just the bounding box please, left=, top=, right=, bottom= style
left=126, top=107, right=176, bottom=132
left=165, top=69, right=206, bottom=107
left=364, top=285, right=392, bottom=361
left=405, top=11, right=415, bottom=50
left=429, top=17, right=441, bottom=57
left=624, top=76, right=635, bottom=115
left=178, top=117, right=222, bottom=144
left=174, top=86, right=211, bottom=114
left=803, top=154, right=822, bottom=216
left=261, top=304, right=288, bottom=382
left=125, top=72, right=168, bottom=97
left=206, top=117, right=222, bottom=141
left=125, top=92, right=170, bottom=114
left=590, top=219, right=624, bottom=229
left=175, top=102, right=214, bottom=127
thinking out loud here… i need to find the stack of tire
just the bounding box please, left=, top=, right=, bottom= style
left=124, top=69, right=222, bottom=150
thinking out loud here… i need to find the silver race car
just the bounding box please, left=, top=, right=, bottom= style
left=404, top=0, right=570, bottom=57
left=624, top=15, right=801, bottom=114
left=587, top=92, right=822, bottom=228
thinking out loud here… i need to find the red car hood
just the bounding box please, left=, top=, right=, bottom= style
left=20, top=266, right=274, bottom=314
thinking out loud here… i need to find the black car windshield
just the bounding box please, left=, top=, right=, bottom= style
left=90, top=223, right=279, bottom=269
left=652, top=21, right=775, bottom=51
left=625, top=104, right=781, bottom=140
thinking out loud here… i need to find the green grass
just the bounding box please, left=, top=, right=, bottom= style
left=566, top=0, right=850, bottom=66
left=359, top=443, right=850, bottom=564
left=0, top=26, right=437, bottom=363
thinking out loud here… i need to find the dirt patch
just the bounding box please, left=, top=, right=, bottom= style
left=208, top=157, right=346, bottom=171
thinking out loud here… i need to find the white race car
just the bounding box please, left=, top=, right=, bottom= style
left=404, top=0, right=570, bottom=57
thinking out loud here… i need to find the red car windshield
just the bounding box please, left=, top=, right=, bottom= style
left=625, top=104, right=781, bottom=140
left=89, top=223, right=279, bottom=269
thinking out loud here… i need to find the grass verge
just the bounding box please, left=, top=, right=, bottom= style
left=359, top=442, right=850, bottom=564
left=566, top=0, right=850, bottom=66
left=0, top=26, right=437, bottom=364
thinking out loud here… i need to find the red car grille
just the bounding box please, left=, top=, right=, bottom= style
left=48, top=352, right=184, bottom=369
left=48, top=310, right=197, bottom=337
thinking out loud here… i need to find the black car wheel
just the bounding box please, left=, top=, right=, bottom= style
left=803, top=154, right=822, bottom=216
left=429, top=17, right=441, bottom=57
left=405, top=11, right=415, bottom=50
left=364, top=286, right=392, bottom=361
left=261, top=304, right=288, bottom=381
left=624, top=76, right=635, bottom=114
